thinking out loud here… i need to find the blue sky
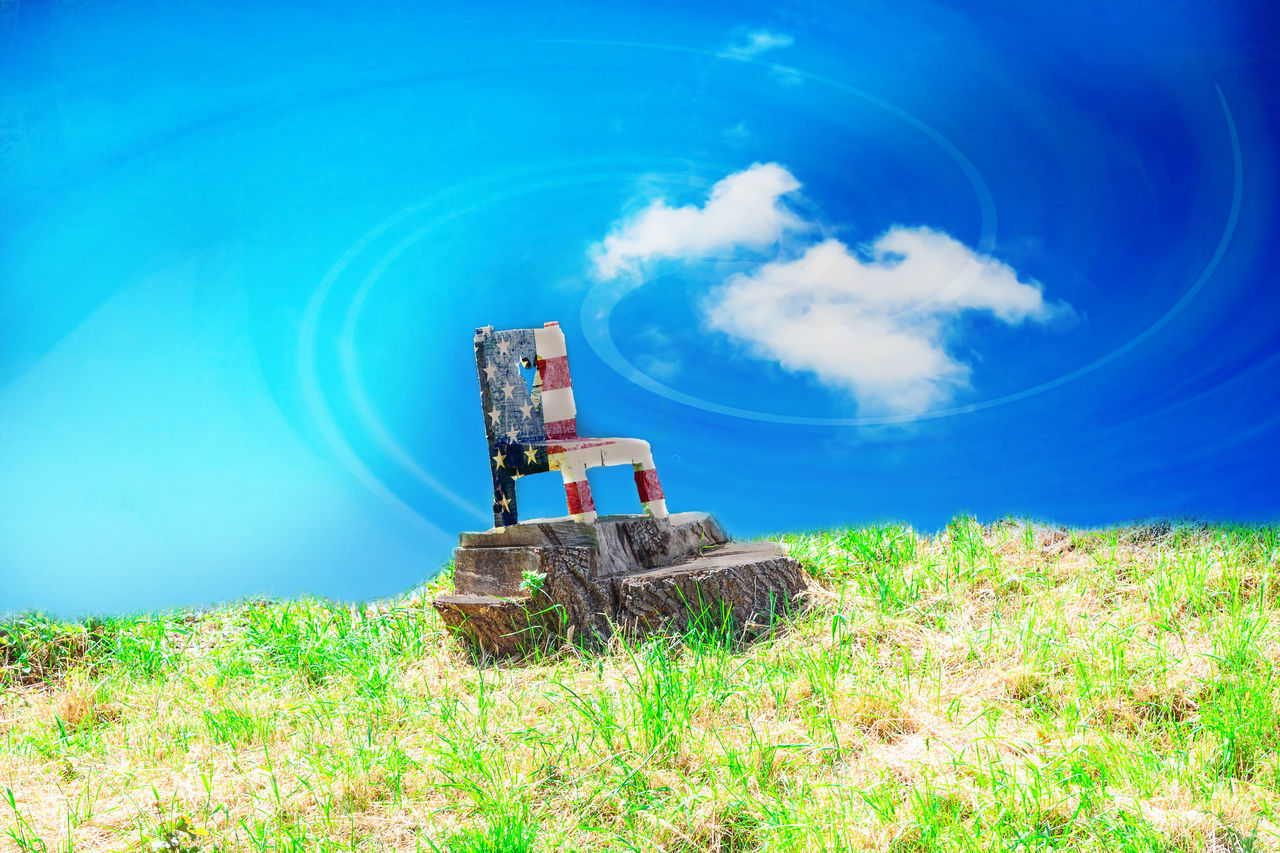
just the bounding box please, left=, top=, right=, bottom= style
left=1, top=1, right=1277, bottom=615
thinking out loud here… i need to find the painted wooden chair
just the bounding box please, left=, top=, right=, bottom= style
left=474, top=321, right=668, bottom=527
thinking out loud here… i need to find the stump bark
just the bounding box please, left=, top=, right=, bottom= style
left=433, top=512, right=807, bottom=656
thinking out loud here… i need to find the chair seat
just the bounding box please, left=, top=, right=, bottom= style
left=531, top=435, right=665, bottom=524
left=534, top=436, right=652, bottom=468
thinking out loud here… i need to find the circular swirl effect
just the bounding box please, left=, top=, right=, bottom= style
left=300, top=44, right=1242, bottom=535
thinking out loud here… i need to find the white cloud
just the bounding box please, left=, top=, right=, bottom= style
left=591, top=163, right=1069, bottom=417
left=720, top=30, right=795, bottom=59
left=591, top=162, right=806, bottom=279
left=706, top=228, right=1063, bottom=414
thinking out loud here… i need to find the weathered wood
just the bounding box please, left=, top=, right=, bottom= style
left=452, top=547, right=540, bottom=595
left=457, top=511, right=724, bottom=558
left=435, top=513, right=805, bottom=656
left=539, top=545, right=612, bottom=645
left=615, top=543, right=806, bottom=637
left=432, top=593, right=564, bottom=657
left=592, top=511, right=724, bottom=575
left=458, top=519, right=599, bottom=549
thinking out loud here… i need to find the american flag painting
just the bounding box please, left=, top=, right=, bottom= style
left=474, top=321, right=668, bottom=527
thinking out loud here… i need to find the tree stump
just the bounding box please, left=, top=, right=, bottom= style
left=433, top=512, right=807, bottom=655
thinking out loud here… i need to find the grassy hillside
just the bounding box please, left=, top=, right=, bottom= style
left=2, top=518, right=1278, bottom=852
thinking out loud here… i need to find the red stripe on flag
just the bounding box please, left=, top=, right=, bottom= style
left=634, top=467, right=664, bottom=503
left=563, top=479, right=595, bottom=515
left=546, top=417, right=577, bottom=439
left=537, top=355, right=572, bottom=391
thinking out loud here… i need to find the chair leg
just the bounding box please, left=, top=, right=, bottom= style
left=560, top=463, right=597, bottom=524
left=492, top=471, right=518, bottom=528
left=633, top=453, right=668, bottom=519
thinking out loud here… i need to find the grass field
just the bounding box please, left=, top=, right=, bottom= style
left=2, top=517, right=1278, bottom=852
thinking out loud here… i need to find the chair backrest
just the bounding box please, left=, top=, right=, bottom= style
left=473, top=321, right=581, bottom=448
left=474, top=325, right=546, bottom=450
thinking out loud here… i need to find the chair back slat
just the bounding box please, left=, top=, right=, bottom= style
left=534, top=322, right=578, bottom=439
left=473, top=326, right=547, bottom=448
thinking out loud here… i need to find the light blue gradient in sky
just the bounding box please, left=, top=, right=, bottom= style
left=1, top=1, right=1277, bottom=615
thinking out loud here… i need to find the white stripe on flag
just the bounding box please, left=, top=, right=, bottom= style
left=534, top=326, right=567, bottom=359
left=541, top=386, right=576, bottom=421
